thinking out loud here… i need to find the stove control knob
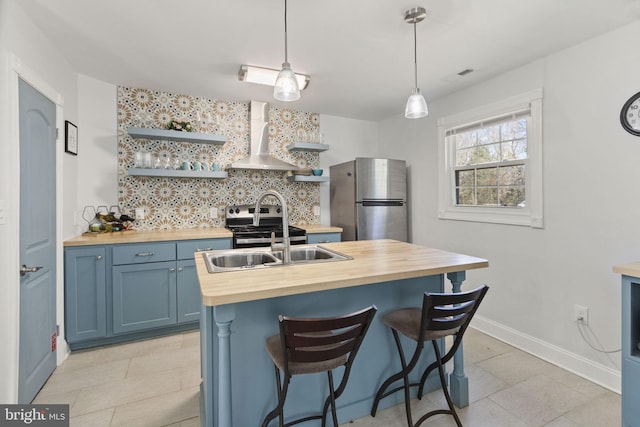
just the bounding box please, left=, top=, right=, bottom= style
left=235, top=208, right=240, bottom=214
left=276, top=207, right=281, bottom=214
left=229, top=208, right=234, bottom=214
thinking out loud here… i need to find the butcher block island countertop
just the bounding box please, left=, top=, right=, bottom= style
left=196, top=239, right=489, bottom=306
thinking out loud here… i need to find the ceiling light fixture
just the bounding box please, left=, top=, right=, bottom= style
left=404, top=7, right=428, bottom=119
left=238, top=65, right=310, bottom=90
left=274, top=0, right=300, bottom=101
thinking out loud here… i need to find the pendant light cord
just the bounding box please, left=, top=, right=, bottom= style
left=413, top=21, right=418, bottom=89
left=284, top=0, right=289, bottom=64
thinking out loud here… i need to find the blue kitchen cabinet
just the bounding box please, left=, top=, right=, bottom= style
left=64, top=237, right=232, bottom=348
left=621, top=275, right=640, bottom=426
left=112, top=260, right=178, bottom=334
left=64, top=246, right=107, bottom=343
left=306, top=232, right=342, bottom=244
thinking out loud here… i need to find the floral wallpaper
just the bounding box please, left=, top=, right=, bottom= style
left=117, top=87, right=322, bottom=230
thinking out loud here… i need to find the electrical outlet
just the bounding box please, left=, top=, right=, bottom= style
left=209, top=207, right=218, bottom=219
left=574, top=304, right=589, bottom=325
left=135, top=208, right=145, bottom=220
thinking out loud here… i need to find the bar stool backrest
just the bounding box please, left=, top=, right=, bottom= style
left=419, top=285, right=489, bottom=344
left=278, top=305, right=377, bottom=373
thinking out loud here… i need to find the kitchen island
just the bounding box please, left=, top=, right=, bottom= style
left=196, top=239, right=489, bottom=427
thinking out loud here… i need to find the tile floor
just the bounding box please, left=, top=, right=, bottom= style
left=34, top=328, right=620, bottom=426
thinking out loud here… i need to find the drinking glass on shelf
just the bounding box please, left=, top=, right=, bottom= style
left=296, top=128, right=307, bottom=142
left=82, top=206, right=96, bottom=228
left=143, top=152, right=152, bottom=168
left=134, top=152, right=144, bottom=168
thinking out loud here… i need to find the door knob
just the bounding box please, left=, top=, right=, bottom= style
left=20, top=265, right=43, bottom=277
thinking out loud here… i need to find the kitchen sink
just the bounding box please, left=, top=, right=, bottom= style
left=273, top=245, right=352, bottom=263
left=203, top=249, right=280, bottom=273
left=202, top=245, right=351, bottom=273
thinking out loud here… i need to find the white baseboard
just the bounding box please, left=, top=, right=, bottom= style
left=471, top=315, right=621, bottom=394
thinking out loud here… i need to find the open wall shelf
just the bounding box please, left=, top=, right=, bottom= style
left=286, top=142, right=329, bottom=152
left=128, top=168, right=228, bottom=179
left=127, top=127, right=226, bottom=145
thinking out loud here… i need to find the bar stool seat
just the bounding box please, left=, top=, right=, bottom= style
left=261, top=305, right=377, bottom=427
left=371, top=285, right=489, bottom=427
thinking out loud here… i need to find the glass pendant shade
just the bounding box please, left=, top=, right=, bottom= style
left=274, top=63, right=300, bottom=102
left=405, top=88, right=428, bottom=118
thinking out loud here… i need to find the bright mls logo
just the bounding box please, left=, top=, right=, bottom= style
left=0, top=405, right=69, bottom=426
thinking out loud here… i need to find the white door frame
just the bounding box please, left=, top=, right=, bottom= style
left=8, top=53, right=67, bottom=402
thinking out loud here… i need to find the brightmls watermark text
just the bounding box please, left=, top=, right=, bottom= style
left=0, top=405, right=69, bottom=426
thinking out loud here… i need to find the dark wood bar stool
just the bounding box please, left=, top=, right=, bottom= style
left=261, top=305, right=377, bottom=427
left=371, top=285, right=489, bottom=427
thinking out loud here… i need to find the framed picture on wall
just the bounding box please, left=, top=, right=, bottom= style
left=65, top=120, right=78, bottom=155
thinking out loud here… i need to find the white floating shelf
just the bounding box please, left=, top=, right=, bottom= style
left=286, top=142, right=329, bottom=152
left=127, top=127, right=226, bottom=145
left=128, top=168, right=228, bottom=179
left=286, top=175, right=330, bottom=182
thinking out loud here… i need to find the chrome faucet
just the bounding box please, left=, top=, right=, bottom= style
left=254, top=190, right=291, bottom=264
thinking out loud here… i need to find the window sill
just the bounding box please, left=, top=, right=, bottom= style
left=438, top=207, right=543, bottom=228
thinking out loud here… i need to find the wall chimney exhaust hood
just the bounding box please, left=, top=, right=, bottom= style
left=230, top=101, right=297, bottom=171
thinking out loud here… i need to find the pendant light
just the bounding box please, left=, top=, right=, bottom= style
left=404, top=7, right=428, bottom=118
left=274, top=0, right=300, bottom=101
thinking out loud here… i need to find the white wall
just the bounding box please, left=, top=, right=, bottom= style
left=0, top=0, right=79, bottom=403
left=75, top=74, right=118, bottom=235
left=379, top=20, right=640, bottom=391
left=318, top=115, right=379, bottom=223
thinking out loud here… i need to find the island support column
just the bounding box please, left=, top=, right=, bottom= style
left=215, top=305, right=235, bottom=427
left=447, top=271, right=469, bottom=408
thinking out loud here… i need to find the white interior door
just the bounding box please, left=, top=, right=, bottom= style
left=18, top=78, right=57, bottom=403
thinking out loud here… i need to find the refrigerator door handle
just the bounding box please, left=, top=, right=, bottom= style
left=361, top=200, right=405, bottom=207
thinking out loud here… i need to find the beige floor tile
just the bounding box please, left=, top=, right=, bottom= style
left=476, top=349, right=555, bottom=386
left=181, top=331, right=200, bottom=349
left=426, top=397, right=530, bottom=427
left=543, top=416, right=580, bottom=426
left=71, top=369, right=182, bottom=416
left=562, top=392, right=621, bottom=427
left=126, top=345, right=200, bottom=378
left=32, top=388, right=80, bottom=407
left=39, top=359, right=130, bottom=396
left=69, top=407, right=114, bottom=427
left=110, top=386, right=200, bottom=427
left=58, top=334, right=183, bottom=373
left=489, top=374, right=592, bottom=426
left=463, top=328, right=514, bottom=365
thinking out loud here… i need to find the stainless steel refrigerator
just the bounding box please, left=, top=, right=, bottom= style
left=330, top=158, right=407, bottom=242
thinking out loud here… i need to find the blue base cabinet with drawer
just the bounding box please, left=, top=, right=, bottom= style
left=64, top=237, right=231, bottom=350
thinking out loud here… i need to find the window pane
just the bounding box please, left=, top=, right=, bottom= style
left=476, top=167, right=497, bottom=186
left=476, top=187, right=498, bottom=205
left=456, top=169, right=475, bottom=186
left=501, top=139, right=527, bottom=160
left=477, top=142, right=501, bottom=163
left=477, top=125, right=500, bottom=144
left=456, top=147, right=477, bottom=166
left=498, top=165, right=525, bottom=186
left=498, top=186, right=525, bottom=207
left=455, top=132, right=476, bottom=149
left=456, top=188, right=475, bottom=205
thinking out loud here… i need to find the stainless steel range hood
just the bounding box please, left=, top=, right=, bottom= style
left=231, top=101, right=297, bottom=171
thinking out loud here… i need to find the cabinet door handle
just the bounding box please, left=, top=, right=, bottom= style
left=96, top=255, right=102, bottom=260
left=196, top=248, right=213, bottom=252
left=169, top=268, right=176, bottom=272
left=135, top=252, right=155, bottom=257
left=178, top=267, right=183, bottom=272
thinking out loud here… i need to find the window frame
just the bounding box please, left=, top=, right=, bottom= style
left=437, top=88, right=543, bottom=228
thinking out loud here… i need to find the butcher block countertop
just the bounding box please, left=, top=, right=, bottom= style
left=296, top=224, right=343, bottom=233
left=63, top=228, right=232, bottom=246
left=613, top=261, right=640, bottom=277
left=196, top=239, right=489, bottom=306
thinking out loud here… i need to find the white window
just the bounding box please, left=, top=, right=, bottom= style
left=438, top=89, right=543, bottom=228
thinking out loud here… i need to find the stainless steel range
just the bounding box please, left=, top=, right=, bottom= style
left=225, top=204, right=306, bottom=248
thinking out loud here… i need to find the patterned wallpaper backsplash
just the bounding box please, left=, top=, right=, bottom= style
left=117, top=86, right=322, bottom=230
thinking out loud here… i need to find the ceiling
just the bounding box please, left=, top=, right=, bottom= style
left=16, top=0, right=640, bottom=121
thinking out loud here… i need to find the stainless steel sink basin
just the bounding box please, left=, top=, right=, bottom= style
left=273, top=245, right=352, bottom=263
left=202, top=245, right=351, bottom=273
left=203, top=249, right=280, bottom=273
